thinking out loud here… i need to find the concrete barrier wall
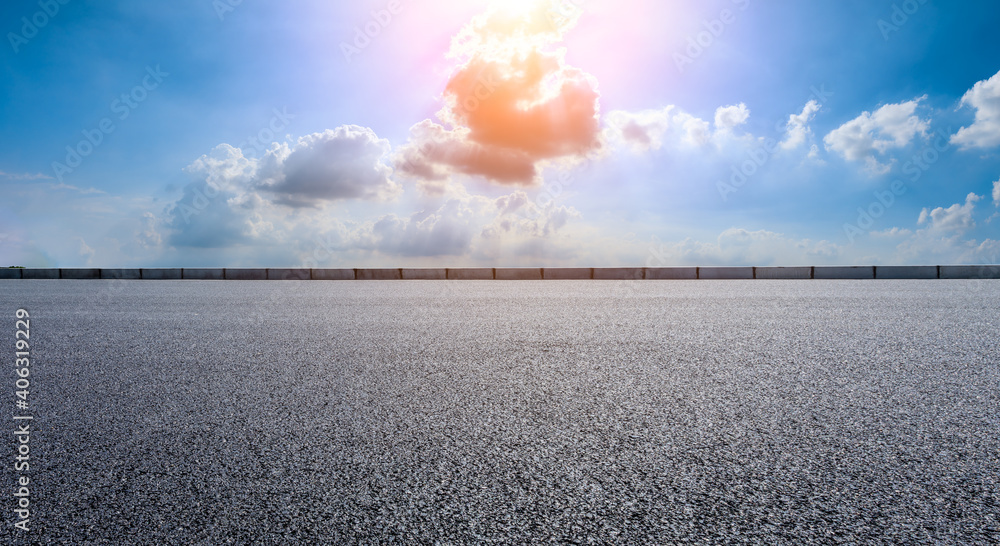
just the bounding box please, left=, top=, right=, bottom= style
left=814, top=266, right=875, bottom=280
left=940, top=265, right=1000, bottom=279
left=60, top=269, right=102, bottom=279
left=0, top=268, right=23, bottom=279
left=875, top=266, right=938, bottom=280
left=357, top=269, right=402, bottom=280
left=447, top=268, right=494, bottom=280
left=402, top=269, right=447, bottom=280
left=700, top=267, right=754, bottom=280
left=225, top=269, right=267, bottom=281
left=312, top=269, right=355, bottom=280
left=101, top=269, right=142, bottom=280
left=755, top=267, right=812, bottom=280
left=267, top=269, right=311, bottom=281
left=645, top=268, right=698, bottom=280
left=593, top=268, right=644, bottom=280
left=141, top=269, right=183, bottom=280
left=183, top=268, right=225, bottom=280
left=22, top=269, right=60, bottom=279
left=4, top=266, right=997, bottom=281
left=495, top=268, right=542, bottom=280
left=543, top=268, right=592, bottom=280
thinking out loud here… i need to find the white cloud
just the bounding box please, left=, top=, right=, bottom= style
left=259, top=126, right=400, bottom=206
left=603, top=107, right=675, bottom=152
left=993, top=178, right=1000, bottom=207
left=823, top=98, right=929, bottom=174
left=363, top=198, right=480, bottom=257
left=714, top=103, right=750, bottom=131
left=679, top=113, right=711, bottom=146
left=184, top=126, right=400, bottom=209
left=856, top=193, right=998, bottom=265
left=917, top=192, right=981, bottom=233
left=165, top=133, right=590, bottom=265
left=135, top=211, right=163, bottom=249
left=481, top=190, right=580, bottom=240
left=183, top=144, right=258, bottom=193
left=605, top=106, right=746, bottom=152
left=166, top=126, right=402, bottom=255
left=951, top=69, right=1000, bottom=149
left=780, top=100, right=821, bottom=150
left=892, top=232, right=1000, bottom=265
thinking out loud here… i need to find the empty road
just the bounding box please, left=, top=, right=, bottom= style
left=1, top=280, right=998, bottom=543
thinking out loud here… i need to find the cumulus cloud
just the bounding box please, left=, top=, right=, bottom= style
left=994, top=179, right=1000, bottom=207
left=165, top=125, right=400, bottom=254
left=481, top=190, right=580, bottom=239
left=823, top=98, right=929, bottom=174
left=951, top=69, right=1000, bottom=149
left=714, top=103, right=750, bottom=131
left=892, top=233, right=1000, bottom=265
left=917, top=192, right=981, bottom=233
left=165, top=128, right=585, bottom=264
left=604, top=107, right=675, bottom=152
left=183, top=144, right=257, bottom=193
left=605, top=106, right=745, bottom=152
left=360, top=198, right=480, bottom=258
left=135, top=211, right=163, bottom=249
left=395, top=1, right=601, bottom=187
left=259, top=127, right=399, bottom=206
left=852, top=193, right=998, bottom=265
left=166, top=182, right=258, bottom=249
left=678, top=112, right=712, bottom=147
left=780, top=100, right=821, bottom=150
left=181, top=126, right=399, bottom=210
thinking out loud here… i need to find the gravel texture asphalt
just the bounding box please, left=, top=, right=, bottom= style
left=1, top=279, right=998, bottom=544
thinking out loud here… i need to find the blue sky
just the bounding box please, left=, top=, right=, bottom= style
left=2, top=0, right=999, bottom=267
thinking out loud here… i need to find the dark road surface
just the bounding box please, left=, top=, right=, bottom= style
left=1, top=280, right=998, bottom=544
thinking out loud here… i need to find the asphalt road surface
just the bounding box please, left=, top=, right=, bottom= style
left=1, top=280, right=998, bottom=544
